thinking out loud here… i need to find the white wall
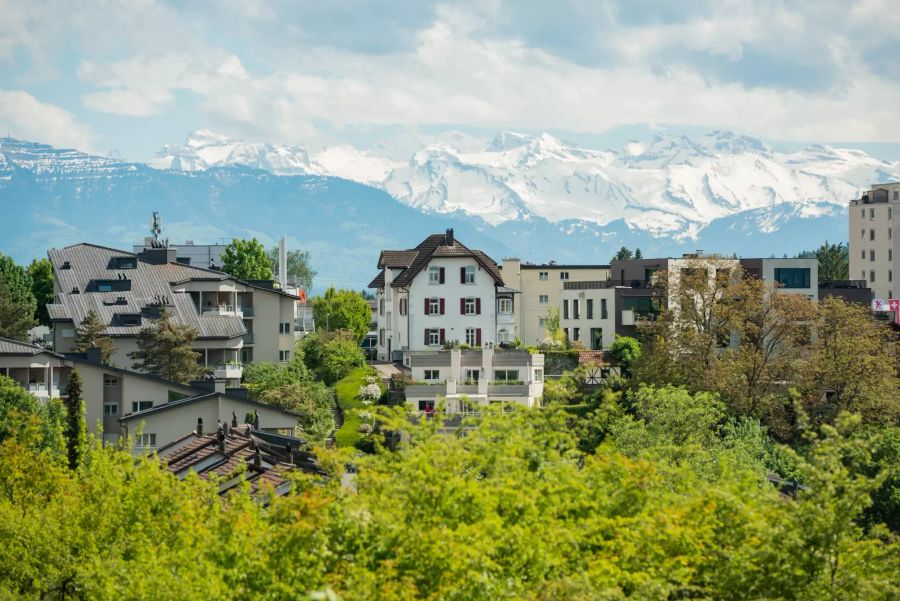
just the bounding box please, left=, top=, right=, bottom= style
left=559, top=288, right=617, bottom=349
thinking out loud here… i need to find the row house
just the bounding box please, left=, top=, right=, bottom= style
left=0, top=337, right=300, bottom=449
left=47, top=243, right=298, bottom=385
left=368, top=230, right=515, bottom=361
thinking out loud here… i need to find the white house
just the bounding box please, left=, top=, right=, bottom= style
left=368, top=230, right=514, bottom=361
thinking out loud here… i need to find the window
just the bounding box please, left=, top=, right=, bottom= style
left=539, top=294, right=549, bottom=304
left=533, top=369, right=543, bottom=382
left=560, top=271, right=570, bottom=280
left=573, top=327, right=580, bottom=341
left=623, top=296, right=656, bottom=315
left=601, top=298, right=608, bottom=320
left=103, top=375, right=119, bottom=386
left=427, top=329, right=441, bottom=346
left=379, top=298, right=384, bottom=315
left=428, top=267, right=443, bottom=284
left=279, top=322, right=292, bottom=334
left=103, top=402, right=117, bottom=416
left=861, top=270, right=866, bottom=280
left=424, top=369, right=440, bottom=381
left=871, top=250, right=876, bottom=262
left=538, top=271, right=549, bottom=280
left=563, top=327, right=569, bottom=340
left=379, top=328, right=384, bottom=346
left=61, top=328, right=74, bottom=339
left=870, top=208, right=875, bottom=220
left=890, top=249, right=893, bottom=261
left=861, top=229, right=866, bottom=239
left=498, top=298, right=513, bottom=314
left=131, top=401, right=153, bottom=413
left=894, top=192, right=898, bottom=201
left=889, top=207, right=894, bottom=218
left=773, top=268, right=811, bottom=289
left=538, top=317, right=547, bottom=328
left=870, top=270, right=876, bottom=282
left=465, top=327, right=476, bottom=346
left=120, top=314, right=141, bottom=326
left=399, top=298, right=407, bottom=315
left=464, top=368, right=480, bottom=383
left=98, top=284, right=112, bottom=292
left=870, top=229, right=875, bottom=241
left=494, top=369, right=520, bottom=381
left=889, top=228, right=892, bottom=240
left=498, top=329, right=510, bottom=343
left=574, top=299, right=581, bottom=319
left=889, top=270, right=893, bottom=283
left=418, top=400, right=435, bottom=411
left=862, top=249, right=867, bottom=260
left=586, top=299, right=593, bottom=319
left=563, top=300, right=569, bottom=320
left=462, top=266, right=476, bottom=284
left=135, top=433, right=157, bottom=448
left=861, top=208, right=865, bottom=218
left=428, top=298, right=441, bottom=315
left=464, top=298, right=477, bottom=315
left=279, top=350, right=291, bottom=362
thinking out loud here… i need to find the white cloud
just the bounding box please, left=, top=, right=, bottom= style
left=0, top=90, right=94, bottom=149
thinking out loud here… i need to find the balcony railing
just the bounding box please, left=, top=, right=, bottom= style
left=242, top=333, right=255, bottom=345
left=241, top=306, right=255, bottom=317
left=27, top=383, right=48, bottom=394
left=212, top=363, right=243, bottom=379
left=202, top=305, right=243, bottom=317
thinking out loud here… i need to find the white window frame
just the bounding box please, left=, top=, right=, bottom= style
left=538, top=294, right=549, bottom=304
left=463, top=266, right=476, bottom=284
left=428, top=267, right=441, bottom=284
left=538, top=317, right=547, bottom=328
left=498, top=329, right=510, bottom=343
left=533, top=368, right=543, bottom=382
left=103, top=402, right=118, bottom=416
left=135, top=433, right=157, bottom=448
left=465, top=327, right=476, bottom=346
left=132, top=400, right=153, bottom=413
left=464, top=298, right=476, bottom=315
left=464, top=368, right=480, bottom=382
left=424, top=369, right=440, bottom=381
left=498, top=298, right=513, bottom=314
left=560, top=272, right=570, bottom=280
left=494, top=369, right=520, bottom=382
left=103, top=375, right=119, bottom=386
left=428, top=329, right=441, bottom=346
left=428, top=298, right=440, bottom=315
left=538, top=271, right=549, bottom=281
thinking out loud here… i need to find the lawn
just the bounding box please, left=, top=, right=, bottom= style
left=333, top=366, right=381, bottom=449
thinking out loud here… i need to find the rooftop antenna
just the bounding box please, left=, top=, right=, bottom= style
left=149, top=211, right=167, bottom=248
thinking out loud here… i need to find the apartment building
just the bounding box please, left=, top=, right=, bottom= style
left=849, top=183, right=899, bottom=314
left=741, top=258, right=818, bottom=300
left=47, top=243, right=298, bottom=384
left=368, top=230, right=513, bottom=361
left=133, top=238, right=228, bottom=270
left=0, top=338, right=300, bottom=449
left=403, top=348, right=545, bottom=410
left=559, top=282, right=617, bottom=349
left=499, top=259, right=610, bottom=346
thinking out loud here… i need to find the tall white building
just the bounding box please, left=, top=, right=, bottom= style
left=849, top=183, right=899, bottom=308
left=368, top=230, right=513, bottom=361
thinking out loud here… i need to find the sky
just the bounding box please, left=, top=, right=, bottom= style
left=1, top=0, right=899, bottom=161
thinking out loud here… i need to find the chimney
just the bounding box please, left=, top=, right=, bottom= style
left=217, top=426, right=225, bottom=453
left=253, top=447, right=262, bottom=469
left=278, top=237, right=288, bottom=289
left=213, top=380, right=226, bottom=394
left=196, top=417, right=203, bottom=436
left=223, top=421, right=229, bottom=436
left=253, top=411, right=260, bottom=430
left=445, top=228, right=454, bottom=246
left=231, top=411, right=238, bottom=428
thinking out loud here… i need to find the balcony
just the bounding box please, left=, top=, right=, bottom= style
left=27, top=382, right=49, bottom=396
left=242, top=333, right=255, bottom=345
left=487, top=383, right=530, bottom=396
left=241, top=306, right=255, bottom=318
left=202, top=305, right=243, bottom=318
left=405, top=383, right=447, bottom=397
left=213, top=363, right=243, bottom=379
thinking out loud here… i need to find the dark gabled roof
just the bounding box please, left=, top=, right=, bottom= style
left=374, top=234, right=504, bottom=289
left=47, top=243, right=246, bottom=339
left=367, top=269, right=385, bottom=289
left=118, top=391, right=303, bottom=421
left=0, top=337, right=65, bottom=357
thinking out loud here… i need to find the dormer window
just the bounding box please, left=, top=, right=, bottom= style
left=111, top=256, right=137, bottom=269
left=118, top=314, right=141, bottom=327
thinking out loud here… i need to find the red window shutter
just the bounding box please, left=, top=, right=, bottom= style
left=460, top=267, right=466, bottom=283
left=460, top=298, right=465, bottom=314
left=439, top=267, right=445, bottom=284
left=440, top=329, right=446, bottom=344
left=425, top=329, right=429, bottom=345
left=476, top=328, right=482, bottom=346
left=476, top=298, right=481, bottom=315
left=424, top=298, right=430, bottom=314
left=439, top=298, right=445, bottom=315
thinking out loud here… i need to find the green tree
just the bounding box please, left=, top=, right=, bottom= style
left=72, top=309, right=117, bottom=364
left=62, top=370, right=86, bottom=470
left=541, top=306, right=566, bottom=348
left=221, top=238, right=273, bottom=281
left=298, top=330, right=365, bottom=385
left=634, top=247, right=643, bottom=259
left=258, top=381, right=335, bottom=444
left=311, top=288, right=371, bottom=342
left=0, top=375, right=64, bottom=457
left=128, top=308, right=202, bottom=384
left=268, top=247, right=316, bottom=290
left=0, top=271, right=37, bottom=340
left=609, top=335, right=641, bottom=376
left=26, top=258, right=53, bottom=326
left=813, top=241, right=849, bottom=283
left=611, top=246, right=634, bottom=261
left=242, top=360, right=310, bottom=396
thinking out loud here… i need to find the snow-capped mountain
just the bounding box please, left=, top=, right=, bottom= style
left=155, top=129, right=900, bottom=239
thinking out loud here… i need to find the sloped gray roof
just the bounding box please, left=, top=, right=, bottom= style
left=0, top=337, right=58, bottom=356
left=47, top=243, right=245, bottom=339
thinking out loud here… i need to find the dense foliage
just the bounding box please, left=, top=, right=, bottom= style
left=26, top=258, right=53, bottom=326
left=222, top=237, right=274, bottom=281
left=268, top=246, right=316, bottom=290
left=297, top=330, right=366, bottom=385
left=311, top=288, right=372, bottom=342
left=128, top=307, right=202, bottom=384
left=0, top=254, right=37, bottom=340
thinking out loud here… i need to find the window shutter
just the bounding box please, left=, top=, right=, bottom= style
left=439, top=298, right=445, bottom=315
left=476, top=298, right=481, bottom=315
left=425, top=329, right=429, bottom=345
left=460, top=267, right=466, bottom=283
left=440, top=329, right=446, bottom=344
left=439, top=267, right=445, bottom=284
left=476, top=328, right=482, bottom=346
left=424, top=298, right=429, bottom=314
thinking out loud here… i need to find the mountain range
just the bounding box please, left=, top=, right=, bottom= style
left=2, top=128, right=898, bottom=290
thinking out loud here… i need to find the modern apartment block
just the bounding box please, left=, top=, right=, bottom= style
left=740, top=258, right=818, bottom=300
left=559, top=283, right=617, bottom=349
left=0, top=338, right=301, bottom=449
left=403, top=348, right=545, bottom=411
left=499, top=259, right=610, bottom=346
left=368, top=230, right=513, bottom=361
left=849, top=183, right=899, bottom=307
left=47, top=243, right=298, bottom=384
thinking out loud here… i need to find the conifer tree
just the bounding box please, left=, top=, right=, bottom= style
left=62, top=369, right=86, bottom=470
left=72, top=309, right=117, bottom=364
left=128, top=308, right=202, bottom=384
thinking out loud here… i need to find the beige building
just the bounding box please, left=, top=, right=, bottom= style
left=47, top=243, right=298, bottom=385
left=849, top=183, right=899, bottom=309
left=499, top=259, right=610, bottom=346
